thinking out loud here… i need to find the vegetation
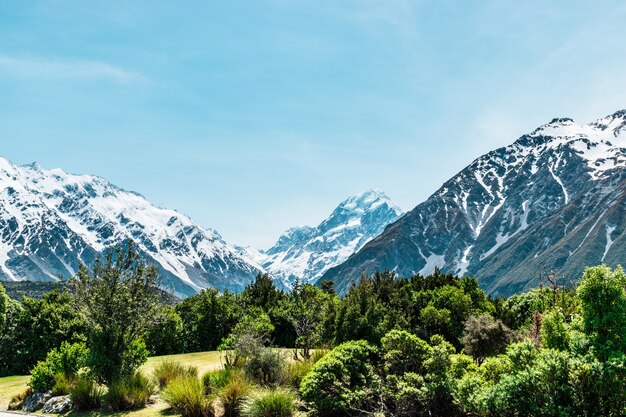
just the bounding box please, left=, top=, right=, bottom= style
left=1, top=244, right=625, bottom=416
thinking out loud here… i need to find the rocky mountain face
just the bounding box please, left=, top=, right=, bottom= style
left=323, top=110, right=626, bottom=296
left=257, top=190, right=403, bottom=288
left=0, top=157, right=262, bottom=297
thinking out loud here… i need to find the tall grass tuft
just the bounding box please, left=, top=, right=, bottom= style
left=153, top=359, right=199, bottom=390
left=162, top=375, right=214, bottom=417
left=202, top=368, right=235, bottom=393
left=219, top=374, right=253, bottom=417
left=70, top=375, right=104, bottom=411
left=107, top=372, right=155, bottom=411
left=285, top=360, right=313, bottom=389
left=8, top=388, right=32, bottom=411
left=240, top=389, right=296, bottom=417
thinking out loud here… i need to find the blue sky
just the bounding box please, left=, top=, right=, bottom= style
left=1, top=0, right=626, bottom=248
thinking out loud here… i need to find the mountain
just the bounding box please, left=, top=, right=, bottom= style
left=258, top=190, right=403, bottom=288
left=0, top=157, right=262, bottom=297
left=322, top=110, right=626, bottom=296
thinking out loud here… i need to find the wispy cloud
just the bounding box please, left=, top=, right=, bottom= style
left=0, top=54, right=145, bottom=82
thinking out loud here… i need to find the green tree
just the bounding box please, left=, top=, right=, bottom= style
left=73, top=242, right=160, bottom=384
left=0, top=283, right=6, bottom=333
left=176, top=288, right=240, bottom=352
left=577, top=265, right=626, bottom=359
left=281, top=281, right=331, bottom=360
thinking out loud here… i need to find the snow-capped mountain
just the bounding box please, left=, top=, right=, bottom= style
left=258, top=190, right=403, bottom=288
left=323, top=110, right=626, bottom=296
left=0, top=157, right=262, bottom=297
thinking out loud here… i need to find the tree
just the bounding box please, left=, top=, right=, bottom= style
left=73, top=242, right=160, bottom=384
left=0, top=283, right=6, bottom=333
left=462, top=314, right=513, bottom=364
left=176, top=288, right=240, bottom=352
left=219, top=307, right=274, bottom=367
left=281, top=281, right=331, bottom=360
left=577, top=265, right=626, bottom=359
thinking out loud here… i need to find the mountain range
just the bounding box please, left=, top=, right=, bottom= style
left=2, top=109, right=626, bottom=298
left=322, top=110, right=626, bottom=295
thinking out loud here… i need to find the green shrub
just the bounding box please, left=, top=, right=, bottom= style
left=107, top=372, right=155, bottom=411
left=202, top=368, right=235, bottom=393
left=241, top=389, right=296, bottom=417
left=219, top=374, right=253, bottom=417
left=153, top=359, right=198, bottom=390
left=285, top=360, right=313, bottom=389
left=162, top=375, right=213, bottom=417
left=29, top=341, right=89, bottom=392
left=381, top=330, right=432, bottom=375
left=300, top=340, right=381, bottom=416
left=244, top=348, right=287, bottom=386
left=70, top=375, right=104, bottom=410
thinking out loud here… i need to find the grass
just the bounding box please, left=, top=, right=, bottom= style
left=0, top=350, right=297, bottom=417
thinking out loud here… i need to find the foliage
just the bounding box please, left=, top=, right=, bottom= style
left=218, top=374, right=253, bottom=417
left=162, top=375, right=214, bottom=417
left=244, top=348, right=287, bottom=386
left=153, top=359, right=198, bottom=390
left=280, top=281, right=332, bottom=360
left=29, top=341, right=89, bottom=392
left=540, top=309, right=570, bottom=350
left=240, top=389, right=296, bottom=417
left=577, top=265, right=626, bottom=359
left=462, top=314, right=514, bottom=363
left=73, top=242, right=160, bottom=384
left=300, top=340, right=381, bottom=416
left=219, top=307, right=275, bottom=367
left=107, top=371, right=155, bottom=411
left=145, top=305, right=184, bottom=356
left=70, top=374, right=104, bottom=411
left=0, top=283, right=6, bottom=333
left=177, top=288, right=241, bottom=353
left=8, top=388, right=32, bottom=411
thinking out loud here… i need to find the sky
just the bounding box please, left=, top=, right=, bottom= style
left=1, top=0, right=626, bottom=249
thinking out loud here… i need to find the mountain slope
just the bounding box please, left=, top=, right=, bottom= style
left=322, top=110, right=626, bottom=295
left=0, top=157, right=262, bottom=297
left=258, top=190, right=403, bottom=287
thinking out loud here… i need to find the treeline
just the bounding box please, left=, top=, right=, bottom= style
left=1, top=245, right=625, bottom=416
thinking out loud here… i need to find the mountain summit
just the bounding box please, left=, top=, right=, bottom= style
left=258, top=190, right=403, bottom=288
left=322, top=110, right=626, bottom=295
left=0, top=157, right=262, bottom=297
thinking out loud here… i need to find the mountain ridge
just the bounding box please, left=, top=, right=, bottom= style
left=322, top=110, right=626, bottom=295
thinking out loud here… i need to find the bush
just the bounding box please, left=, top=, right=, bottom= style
left=153, top=359, right=198, bottom=390
left=285, top=361, right=313, bottom=389
left=70, top=375, right=104, bottom=410
left=29, top=341, right=89, bottom=392
left=108, top=372, right=155, bottom=411
left=241, top=389, right=296, bottom=417
left=300, top=340, right=381, bottom=416
left=462, top=314, right=513, bottom=363
left=162, top=375, right=213, bottom=417
left=244, top=348, right=287, bottom=386
left=219, top=374, right=253, bottom=417
left=203, top=368, right=235, bottom=393
left=381, top=330, right=432, bottom=375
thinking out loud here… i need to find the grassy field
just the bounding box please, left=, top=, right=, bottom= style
left=0, top=350, right=232, bottom=416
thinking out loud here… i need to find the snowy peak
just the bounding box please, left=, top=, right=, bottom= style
left=323, top=109, right=626, bottom=296
left=0, top=157, right=262, bottom=297
left=260, top=190, right=403, bottom=288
